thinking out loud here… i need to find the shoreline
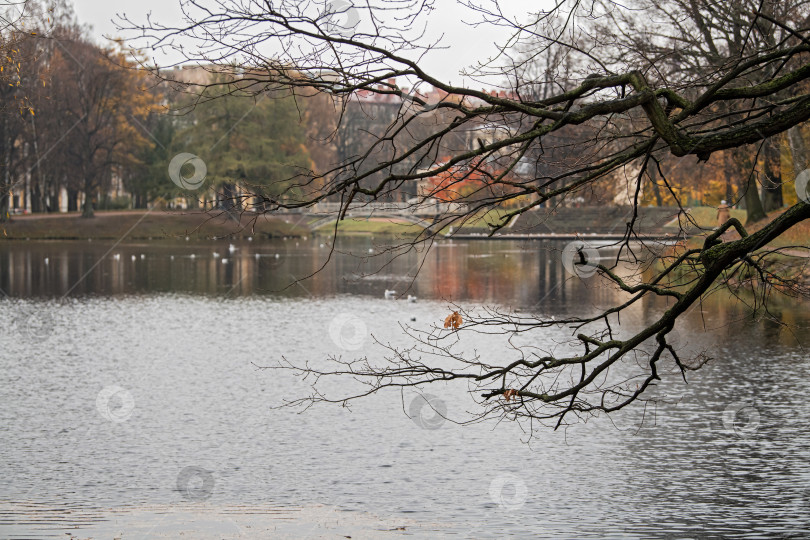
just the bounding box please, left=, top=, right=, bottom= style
left=0, top=210, right=306, bottom=241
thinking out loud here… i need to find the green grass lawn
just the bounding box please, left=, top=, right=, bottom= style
left=312, top=217, right=426, bottom=236
left=748, top=209, right=810, bottom=249
left=0, top=210, right=304, bottom=240
left=663, top=206, right=748, bottom=232
left=313, top=207, right=516, bottom=236
left=443, top=208, right=514, bottom=234
left=674, top=206, right=809, bottom=246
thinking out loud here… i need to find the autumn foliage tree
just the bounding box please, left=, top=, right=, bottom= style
left=1, top=0, right=160, bottom=218
left=0, top=1, right=43, bottom=221
left=47, top=42, right=153, bottom=217
left=589, top=0, right=810, bottom=221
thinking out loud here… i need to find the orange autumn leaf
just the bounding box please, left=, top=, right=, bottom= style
left=443, top=311, right=462, bottom=329
left=503, top=389, right=518, bottom=401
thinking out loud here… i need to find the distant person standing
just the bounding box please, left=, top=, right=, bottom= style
left=716, top=200, right=731, bottom=228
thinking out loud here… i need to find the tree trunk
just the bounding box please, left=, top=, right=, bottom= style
left=82, top=185, right=95, bottom=217
left=787, top=125, right=808, bottom=177
left=0, top=190, right=9, bottom=222
left=760, top=137, right=783, bottom=212
left=66, top=188, right=78, bottom=212
left=186, top=195, right=200, bottom=209
left=29, top=115, right=44, bottom=214
left=730, top=148, right=767, bottom=223
left=725, top=174, right=734, bottom=205
left=722, top=151, right=736, bottom=204
left=0, top=185, right=9, bottom=223
left=31, top=183, right=43, bottom=213
left=647, top=162, right=663, bottom=206
left=82, top=198, right=94, bottom=217
left=0, top=120, right=11, bottom=223
left=47, top=185, right=59, bottom=212
left=221, top=183, right=236, bottom=210
left=743, top=171, right=767, bottom=223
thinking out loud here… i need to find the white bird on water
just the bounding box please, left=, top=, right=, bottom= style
left=384, top=290, right=396, bottom=299
left=407, top=295, right=417, bottom=303
left=190, top=254, right=196, bottom=260
left=113, top=253, right=120, bottom=261
left=131, top=255, right=136, bottom=261
left=213, top=252, right=220, bottom=258
left=44, top=257, right=49, bottom=265
left=222, top=258, right=229, bottom=264
left=228, top=244, right=236, bottom=253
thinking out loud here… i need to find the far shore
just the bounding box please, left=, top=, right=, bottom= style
left=3, top=206, right=809, bottom=247
left=1, top=210, right=435, bottom=241
left=0, top=210, right=308, bottom=241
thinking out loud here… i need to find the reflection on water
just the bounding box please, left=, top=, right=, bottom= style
left=1, top=238, right=809, bottom=538
left=0, top=238, right=634, bottom=309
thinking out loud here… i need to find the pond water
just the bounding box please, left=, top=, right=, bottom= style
left=1, top=237, right=809, bottom=538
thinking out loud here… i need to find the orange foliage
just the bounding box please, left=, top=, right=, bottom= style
left=443, top=311, right=463, bottom=329
left=425, top=160, right=516, bottom=202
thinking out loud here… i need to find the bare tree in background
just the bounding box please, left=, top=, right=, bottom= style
left=121, top=0, right=810, bottom=429
left=39, top=38, right=153, bottom=218
left=590, top=0, right=810, bottom=219
left=1, top=0, right=159, bottom=217
left=0, top=0, right=41, bottom=221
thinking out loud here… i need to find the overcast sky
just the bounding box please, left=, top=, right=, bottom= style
left=71, top=0, right=549, bottom=87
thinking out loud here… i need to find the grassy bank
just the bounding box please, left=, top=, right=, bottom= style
left=0, top=210, right=305, bottom=240
left=658, top=206, right=810, bottom=290
left=680, top=206, right=810, bottom=248
left=663, top=206, right=748, bottom=232
left=444, top=208, right=514, bottom=234
left=311, top=217, right=425, bottom=236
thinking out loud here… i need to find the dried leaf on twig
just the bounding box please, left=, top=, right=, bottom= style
left=443, top=311, right=462, bottom=329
